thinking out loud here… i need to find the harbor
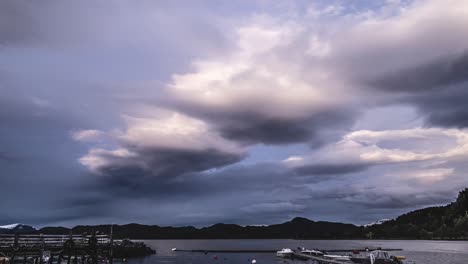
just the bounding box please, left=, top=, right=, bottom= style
left=172, top=246, right=410, bottom=264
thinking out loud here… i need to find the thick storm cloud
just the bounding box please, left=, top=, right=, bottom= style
left=163, top=22, right=360, bottom=145
left=2, top=0, right=468, bottom=227
left=78, top=113, right=246, bottom=180
left=368, top=51, right=468, bottom=128
left=369, top=52, right=468, bottom=93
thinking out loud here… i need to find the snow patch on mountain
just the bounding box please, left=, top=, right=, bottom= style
left=0, top=223, right=22, bottom=229
left=0, top=223, right=36, bottom=232
left=363, top=219, right=390, bottom=227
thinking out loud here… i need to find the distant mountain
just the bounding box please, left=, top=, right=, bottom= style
left=4, top=188, right=467, bottom=239
left=0, top=224, right=36, bottom=234
left=39, top=226, right=73, bottom=234
left=35, top=218, right=362, bottom=239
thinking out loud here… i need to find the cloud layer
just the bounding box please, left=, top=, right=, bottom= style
left=1, top=0, right=468, bottom=226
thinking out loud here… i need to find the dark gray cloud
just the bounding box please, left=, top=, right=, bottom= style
left=293, top=163, right=368, bottom=176
left=219, top=111, right=354, bottom=146
left=336, top=190, right=455, bottom=209
left=88, top=161, right=291, bottom=201
left=318, top=188, right=455, bottom=210
left=78, top=162, right=338, bottom=226
left=168, top=102, right=356, bottom=146
left=219, top=116, right=314, bottom=144
left=218, top=115, right=351, bottom=146
left=414, top=83, right=468, bottom=128
left=368, top=51, right=468, bottom=128
left=0, top=1, right=39, bottom=45
left=369, top=51, right=468, bottom=92
left=90, top=147, right=245, bottom=195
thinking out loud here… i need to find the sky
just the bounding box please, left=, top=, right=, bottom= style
left=1, top=0, right=468, bottom=228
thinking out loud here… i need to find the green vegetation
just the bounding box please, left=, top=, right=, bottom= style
left=368, top=188, right=468, bottom=239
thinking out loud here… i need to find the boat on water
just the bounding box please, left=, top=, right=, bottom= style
left=300, top=248, right=351, bottom=262
left=276, top=248, right=294, bottom=257
left=350, top=250, right=405, bottom=264
left=276, top=247, right=406, bottom=263
left=300, top=249, right=324, bottom=256
left=324, top=254, right=351, bottom=261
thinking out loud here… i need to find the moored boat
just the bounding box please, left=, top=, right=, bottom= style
left=276, top=248, right=294, bottom=257
left=300, top=248, right=351, bottom=262
left=324, top=254, right=351, bottom=261
left=300, top=249, right=325, bottom=256
left=350, top=250, right=405, bottom=264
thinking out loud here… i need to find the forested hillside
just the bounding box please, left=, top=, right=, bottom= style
left=368, top=189, right=468, bottom=239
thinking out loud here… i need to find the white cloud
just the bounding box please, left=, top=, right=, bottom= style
left=30, top=96, right=51, bottom=108
left=331, top=0, right=468, bottom=77
left=79, top=112, right=245, bottom=176
left=306, top=35, right=330, bottom=58
left=71, top=129, right=105, bottom=142
left=282, top=156, right=305, bottom=164
left=284, top=127, right=468, bottom=178
left=342, top=128, right=468, bottom=163
left=404, top=168, right=454, bottom=185
left=79, top=148, right=137, bottom=174
left=167, top=20, right=351, bottom=120
left=322, top=5, right=345, bottom=16
left=117, top=112, right=243, bottom=153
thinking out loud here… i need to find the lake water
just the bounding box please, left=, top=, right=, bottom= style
left=128, top=240, right=468, bottom=264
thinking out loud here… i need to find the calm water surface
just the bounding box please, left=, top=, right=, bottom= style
left=128, top=240, right=468, bottom=264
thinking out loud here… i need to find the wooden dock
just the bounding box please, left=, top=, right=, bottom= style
left=0, top=232, right=113, bottom=264
left=0, top=229, right=155, bottom=264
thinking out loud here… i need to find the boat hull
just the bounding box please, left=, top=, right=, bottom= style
left=350, top=258, right=399, bottom=264
left=276, top=253, right=293, bottom=258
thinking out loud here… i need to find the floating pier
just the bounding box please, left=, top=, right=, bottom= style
left=172, top=248, right=401, bottom=253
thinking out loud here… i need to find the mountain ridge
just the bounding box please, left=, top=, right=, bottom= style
left=2, top=188, right=467, bottom=239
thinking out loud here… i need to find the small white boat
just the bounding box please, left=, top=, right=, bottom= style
left=324, top=254, right=351, bottom=261
left=276, top=248, right=293, bottom=257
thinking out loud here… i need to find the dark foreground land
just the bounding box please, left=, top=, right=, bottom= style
left=2, top=188, right=467, bottom=240
left=0, top=233, right=155, bottom=260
